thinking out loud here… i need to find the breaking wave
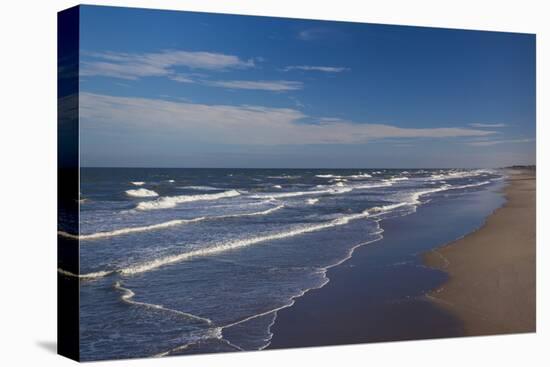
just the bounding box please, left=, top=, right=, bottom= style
left=76, top=204, right=285, bottom=241
left=114, top=281, right=212, bottom=324
left=126, top=188, right=159, bottom=197
left=251, top=187, right=351, bottom=199
left=137, top=190, right=241, bottom=210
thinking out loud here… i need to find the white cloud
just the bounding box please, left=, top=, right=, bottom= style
left=283, top=65, right=350, bottom=73
left=80, top=93, right=497, bottom=145
left=80, top=50, right=255, bottom=80
left=205, top=80, right=303, bottom=91
left=469, top=123, right=507, bottom=128
left=81, top=50, right=304, bottom=92
left=466, top=138, right=534, bottom=146
left=297, top=28, right=338, bottom=41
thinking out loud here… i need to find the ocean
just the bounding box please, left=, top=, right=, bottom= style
left=59, top=168, right=505, bottom=360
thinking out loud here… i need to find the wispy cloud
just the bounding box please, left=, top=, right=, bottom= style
left=80, top=93, right=497, bottom=145
left=81, top=50, right=255, bottom=80
left=297, top=28, right=344, bottom=41
left=81, top=50, right=305, bottom=92
left=466, top=138, right=534, bottom=146
left=204, top=80, right=303, bottom=91
left=469, top=123, right=507, bottom=128
left=283, top=65, right=350, bottom=73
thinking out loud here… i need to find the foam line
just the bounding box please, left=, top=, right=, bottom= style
left=126, top=188, right=159, bottom=197
left=114, top=281, right=212, bottom=324
left=251, top=187, right=351, bottom=199
left=136, top=190, right=241, bottom=210
left=57, top=267, right=114, bottom=279
left=77, top=204, right=285, bottom=241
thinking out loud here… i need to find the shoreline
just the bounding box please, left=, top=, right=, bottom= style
left=424, top=170, right=536, bottom=335
left=268, top=178, right=507, bottom=349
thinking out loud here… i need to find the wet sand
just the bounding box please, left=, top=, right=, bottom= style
left=424, top=170, right=536, bottom=335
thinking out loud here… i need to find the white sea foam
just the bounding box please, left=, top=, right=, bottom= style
left=389, top=177, right=409, bottom=182
left=114, top=281, right=212, bottom=324
left=179, top=185, right=221, bottom=191
left=126, top=188, right=159, bottom=197
left=57, top=267, right=114, bottom=279
left=408, top=180, right=491, bottom=205
left=306, top=198, right=319, bottom=205
left=267, top=175, right=301, bottom=179
left=168, top=179, right=175, bottom=183
left=251, top=187, right=351, bottom=199
left=118, top=209, right=374, bottom=276
left=315, top=174, right=340, bottom=178
left=136, top=190, right=241, bottom=210
left=348, top=173, right=372, bottom=179
left=427, top=169, right=492, bottom=181
left=273, top=185, right=282, bottom=189
left=351, top=181, right=393, bottom=190
left=78, top=205, right=285, bottom=241
left=78, top=217, right=206, bottom=240
left=334, top=182, right=346, bottom=187
left=131, top=181, right=145, bottom=186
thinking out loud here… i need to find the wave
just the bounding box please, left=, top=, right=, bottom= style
left=409, top=180, right=491, bottom=205
left=126, top=188, right=159, bottom=197
left=77, top=204, right=285, bottom=241
left=348, top=173, right=372, bottom=179
left=315, top=174, right=341, bottom=178
left=427, top=169, right=493, bottom=181
left=273, top=185, right=282, bottom=189
left=179, top=185, right=220, bottom=191
left=117, top=209, right=376, bottom=276
left=168, top=179, right=175, bottom=183
left=131, top=181, right=145, bottom=186
left=114, top=281, right=212, bottom=324
left=70, top=180, right=493, bottom=279
left=351, top=181, right=393, bottom=190
left=136, top=190, right=241, bottom=210
left=388, top=177, right=408, bottom=182
left=306, top=198, right=319, bottom=205
left=251, top=187, right=351, bottom=199
left=57, top=267, right=114, bottom=279
left=267, top=175, right=301, bottom=179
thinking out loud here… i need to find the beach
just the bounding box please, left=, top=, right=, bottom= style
left=424, top=170, right=536, bottom=335
left=268, top=172, right=507, bottom=349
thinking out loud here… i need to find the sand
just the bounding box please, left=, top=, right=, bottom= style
left=424, top=170, right=536, bottom=335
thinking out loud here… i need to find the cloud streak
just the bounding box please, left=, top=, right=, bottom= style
left=283, top=65, right=350, bottom=73
left=469, top=123, right=507, bottom=128
left=80, top=93, right=497, bottom=146
left=81, top=50, right=306, bottom=92
left=80, top=50, right=255, bottom=80
left=204, top=80, right=303, bottom=91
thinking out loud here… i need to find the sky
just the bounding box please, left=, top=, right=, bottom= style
left=75, top=5, right=536, bottom=168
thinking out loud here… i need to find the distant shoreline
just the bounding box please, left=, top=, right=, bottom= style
left=424, top=170, right=536, bottom=335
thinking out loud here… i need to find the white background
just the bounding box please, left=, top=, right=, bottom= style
left=0, top=0, right=547, bottom=365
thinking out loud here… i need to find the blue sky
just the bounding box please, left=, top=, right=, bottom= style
left=77, top=5, right=536, bottom=168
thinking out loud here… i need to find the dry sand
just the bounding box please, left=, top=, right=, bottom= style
left=424, top=170, right=536, bottom=335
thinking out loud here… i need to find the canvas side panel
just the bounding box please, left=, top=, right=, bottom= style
left=57, top=5, right=80, bottom=362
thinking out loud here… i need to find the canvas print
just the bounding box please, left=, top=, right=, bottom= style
left=57, top=5, right=536, bottom=361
